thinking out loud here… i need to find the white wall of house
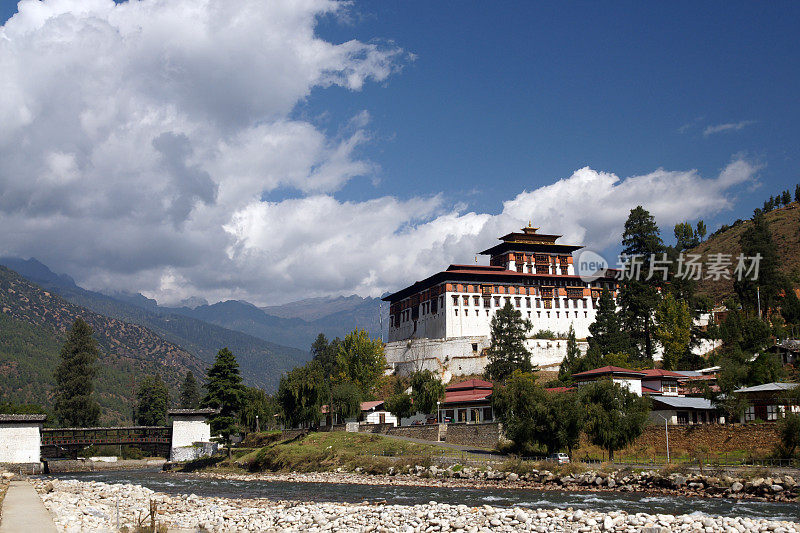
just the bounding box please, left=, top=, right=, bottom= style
left=649, top=410, right=679, bottom=425
left=363, top=410, right=398, bottom=426
left=171, top=416, right=211, bottom=448
left=613, top=377, right=643, bottom=396
left=0, top=422, right=41, bottom=464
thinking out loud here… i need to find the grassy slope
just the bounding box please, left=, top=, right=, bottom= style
left=187, top=432, right=447, bottom=474
left=690, top=203, right=800, bottom=303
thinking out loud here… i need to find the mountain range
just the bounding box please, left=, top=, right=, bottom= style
left=0, top=257, right=385, bottom=417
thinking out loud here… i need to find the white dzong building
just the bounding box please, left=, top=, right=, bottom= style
left=382, top=225, right=619, bottom=380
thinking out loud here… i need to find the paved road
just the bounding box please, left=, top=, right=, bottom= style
left=0, top=480, right=57, bottom=532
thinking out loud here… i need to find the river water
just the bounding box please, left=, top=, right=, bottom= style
left=50, top=469, right=800, bottom=522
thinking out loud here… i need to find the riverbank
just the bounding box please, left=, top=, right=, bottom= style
left=190, top=466, right=798, bottom=503
left=44, top=458, right=166, bottom=473
left=31, top=477, right=800, bottom=532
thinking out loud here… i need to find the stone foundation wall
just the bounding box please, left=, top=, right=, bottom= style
left=444, top=422, right=500, bottom=449
left=384, top=424, right=440, bottom=441
left=626, top=423, right=780, bottom=457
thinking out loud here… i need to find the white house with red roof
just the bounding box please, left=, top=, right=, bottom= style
left=436, top=379, right=495, bottom=424
left=571, top=366, right=645, bottom=396
left=568, top=365, right=721, bottom=425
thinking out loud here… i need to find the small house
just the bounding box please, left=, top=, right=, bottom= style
left=437, top=379, right=494, bottom=423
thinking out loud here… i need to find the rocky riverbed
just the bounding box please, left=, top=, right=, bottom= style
left=32, top=478, right=800, bottom=532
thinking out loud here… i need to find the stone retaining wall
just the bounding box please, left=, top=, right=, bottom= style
left=444, top=422, right=501, bottom=449
left=385, top=424, right=440, bottom=441
left=628, top=422, right=780, bottom=457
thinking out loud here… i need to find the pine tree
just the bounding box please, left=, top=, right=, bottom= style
left=201, top=348, right=246, bottom=456
left=795, top=184, right=800, bottom=204
left=558, top=325, right=582, bottom=382
left=179, top=371, right=201, bottom=409
left=589, top=288, right=633, bottom=356
left=135, top=374, right=169, bottom=426
left=783, top=190, right=792, bottom=205
left=54, top=318, right=101, bottom=427
left=654, top=293, right=692, bottom=370
left=485, top=300, right=534, bottom=381
left=618, top=206, right=664, bottom=362
left=696, top=220, right=707, bottom=242
left=734, top=210, right=782, bottom=312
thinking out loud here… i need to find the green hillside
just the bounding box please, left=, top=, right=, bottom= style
left=0, top=265, right=206, bottom=424
left=0, top=258, right=310, bottom=390
left=690, top=203, right=800, bottom=303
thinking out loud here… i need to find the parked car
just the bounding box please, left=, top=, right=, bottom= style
left=548, top=453, right=570, bottom=465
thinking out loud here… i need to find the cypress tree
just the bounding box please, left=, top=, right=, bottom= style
left=179, top=371, right=201, bottom=409
left=588, top=288, right=633, bottom=356
left=734, top=210, right=782, bottom=312
left=485, top=300, right=534, bottom=381
left=54, top=318, right=101, bottom=427
left=201, top=348, right=246, bottom=456
left=618, top=206, right=664, bottom=362
left=558, top=325, right=582, bottom=382
left=135, top=374, right=170, bottom=426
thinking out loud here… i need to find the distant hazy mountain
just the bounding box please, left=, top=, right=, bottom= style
left=0, top=258, right=311, bottom=391
left=171, top=296, right=387, bottom=351
left=261, top=295, right=381, bottom=321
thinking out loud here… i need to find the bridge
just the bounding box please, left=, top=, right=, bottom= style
left=0, top=409, right=218, bottom=471
left=40, top=426, right=173, bottom=458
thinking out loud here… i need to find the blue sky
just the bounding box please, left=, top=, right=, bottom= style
left=0, top=1, right=797, bottom=304
left=305, top=2, right=799, bottom=219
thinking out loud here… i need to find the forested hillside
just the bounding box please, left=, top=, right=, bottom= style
left=0, top=258, right=311, bottom=390
left=689, top=202, right=800, bottom=303
left=0, top=265, right=206, bottom=424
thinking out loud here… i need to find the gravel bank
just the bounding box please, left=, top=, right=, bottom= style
left=32, top=478, right=800, bottom=532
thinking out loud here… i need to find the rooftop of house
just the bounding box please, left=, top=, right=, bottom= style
left=651, top=396, right=716, bottom=410
left=0, top=414, right=47, bottom=422
left=640, top=368, right=684, bottom=379
left=734, top=382, right=799, bottom=394
left=571, top=366, right=646, bottom=379
left=446, top=379, right=493, bottom=391
left=167, top=408, right=220, bottom=417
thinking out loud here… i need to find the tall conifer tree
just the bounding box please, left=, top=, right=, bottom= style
left=135, top=374, right=169, bottom=426
left=179, top=371, right=201, bottom=409
left=618, top=206, right=664, bottom=362
left=54, top=318, right=101, bottom=427
left=201, top=348, right=246, bottom=455
left=485, top=300, right=534, bottom=381
left=734, top=210, right=782, bottom=312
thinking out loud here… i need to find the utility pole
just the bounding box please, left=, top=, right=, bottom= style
left=757, top=286, right=762, bottom=320
left=657, top=414, right=670, bottom=463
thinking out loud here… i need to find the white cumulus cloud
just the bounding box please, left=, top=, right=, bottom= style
left=703, top=120, right=756, bottom=137
left=0, top=0, right=758, bottom=306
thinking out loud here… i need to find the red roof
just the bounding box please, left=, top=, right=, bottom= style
left=640, top=368, right=684, bottom=378
left=545, top=386, right=576, bottom=393
left=446, top=379, right=493, bottom=391
left=641, top=386, right=661, bottom=395
left=572, top=366, right=645, bottom=378
left=442, top=379, right=493, bottom=405
left=360, top=400, right=385, bottom=411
